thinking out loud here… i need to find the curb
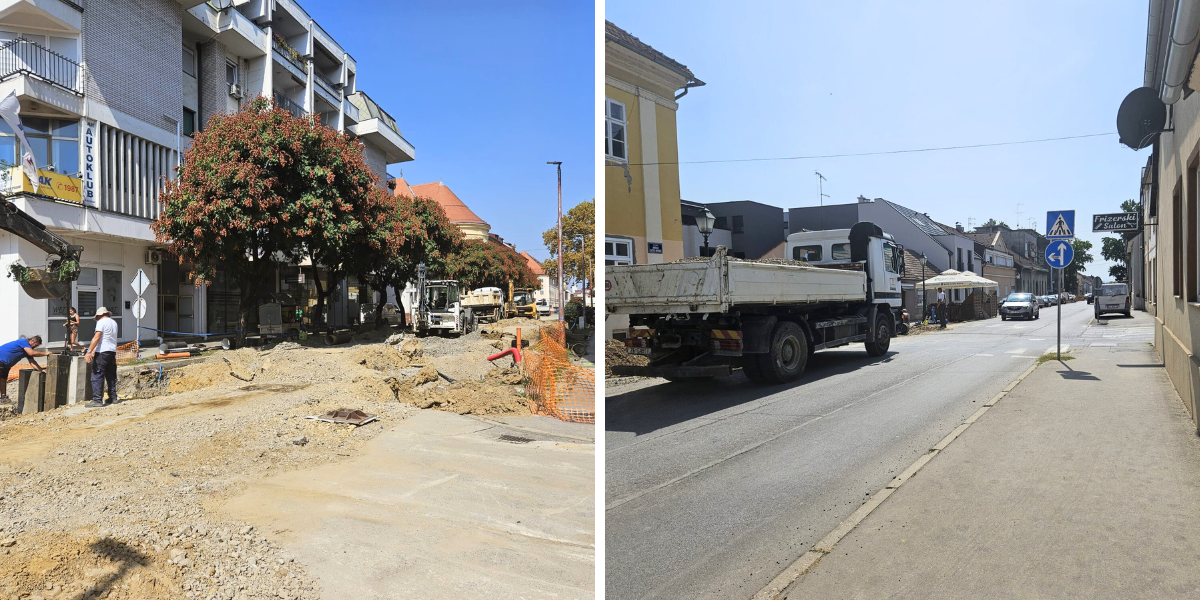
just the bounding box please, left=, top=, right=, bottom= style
left=750, top=360, right=1042, bottom=600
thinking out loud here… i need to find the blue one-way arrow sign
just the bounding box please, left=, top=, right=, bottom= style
left=1046, top=210, right=1075, bottom=240
left=1045, top=239, right=1074, bottom=269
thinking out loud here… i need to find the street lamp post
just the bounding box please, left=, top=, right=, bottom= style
left=920, top=253, right=928, bottom=322
left=697, top=208, right=716, bottom=256
left=547, top=161, right=563, bottom=322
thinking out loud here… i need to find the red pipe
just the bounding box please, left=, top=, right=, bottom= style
left=487, top=347, right=522, bottom=363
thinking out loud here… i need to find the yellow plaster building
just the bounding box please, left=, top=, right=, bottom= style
left=604, top=21, right=703, bottom=265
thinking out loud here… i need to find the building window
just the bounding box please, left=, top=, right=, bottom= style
left=731, top=215, right=744, bottom=233
left=1174, top=179, right=1183, bottom=296
left=605, top=98, right=626, bottom=160
left=226, top=59, right=238, bottom=86
left=714, top=216, right=728, bottom=230
left=183, top=47, right=195, bottom=77
left=605, top=236, right=633, bottom=266
left=182, top=108, right=196, bottom=136
left=0, top=117, right=80, bottom=176
left=793, top=245, right=822, bottom=262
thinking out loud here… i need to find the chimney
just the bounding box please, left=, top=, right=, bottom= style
left=857, top=195, right=872, bottom=204
left=955, top=222, right=964, bottom=232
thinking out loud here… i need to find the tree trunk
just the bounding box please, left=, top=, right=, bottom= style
left=308, top=264, right=329, bottom=333
left=236, top=273, right=260, bottom=345
left=374, top=288, right=387, bottom=329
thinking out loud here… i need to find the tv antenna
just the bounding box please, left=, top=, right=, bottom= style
left=815, top=171, right=830, bottom=230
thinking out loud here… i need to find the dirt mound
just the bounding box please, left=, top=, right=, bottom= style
left=410, top=365, right=440, bottom=386
left=408, top=381, right=530, bottom=416
left=0, top=530, right=181, bottom=600
left=484, top=366, right=525, bottom=385
left=167, top=361, right=234, bottom=394
left=606, top=339, right=648, bottom=377
left=350, top=342, right=419, bottom=372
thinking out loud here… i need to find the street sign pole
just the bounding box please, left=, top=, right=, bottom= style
left=1057, top=268, right=1062, bottom=361
left=130, top=269, right=151, bottom=362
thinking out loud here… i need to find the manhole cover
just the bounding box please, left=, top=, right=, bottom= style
left=499, top=434, right=534, bottom=444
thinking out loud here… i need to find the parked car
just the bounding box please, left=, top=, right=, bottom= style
left=1086, top=292, right=1094, bottom=304
left=1035, top=295, right=1048, bottom=307
left=535, top=299, right=552, bottom=316
left=1094, top=282, right=1132, bottom=318
left=1001, top=293, right=1040, bottom=321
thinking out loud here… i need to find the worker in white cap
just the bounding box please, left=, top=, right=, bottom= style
left=84, top=306, right=119, bottom=407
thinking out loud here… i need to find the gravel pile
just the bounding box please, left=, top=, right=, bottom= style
left=605, top=339, right=648, bottom=378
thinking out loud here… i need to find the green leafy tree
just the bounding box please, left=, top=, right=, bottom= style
left=153, top=97, right=390, bottom=339
left=981, top=218, right=1010, bottom=229
left=1098, top=199, right=1141, bottom=286
left=542, top=199, right=594, bottom=302
left=1062, top=239, right=1094, bottom=294
left=1109, top=264, right=1127, bottom=282
left=351, top=193, right=463, bottom=328
left=445, top=238, right=538, bottom=291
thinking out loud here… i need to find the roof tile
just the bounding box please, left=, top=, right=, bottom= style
left=391, top=180, right=488, bottom=226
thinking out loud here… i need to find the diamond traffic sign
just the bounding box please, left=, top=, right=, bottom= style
left=130, top=268, right=150, bottom=297
left=1046, top=210, right=1075, bottom=240
left=1045, top=239, right=1074, bottom=269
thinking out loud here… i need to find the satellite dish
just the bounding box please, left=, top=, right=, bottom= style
left=1116, top=87, right=1167, bottom=150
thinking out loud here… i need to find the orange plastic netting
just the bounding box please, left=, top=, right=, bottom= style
left=524, top=322, right=595, bottom=424
left=5, top=341, right=140, bottom=382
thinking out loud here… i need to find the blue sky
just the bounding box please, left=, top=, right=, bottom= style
left=307, top=0, right=593, bottom=261
left=605, top=1, right=1149, bottom=278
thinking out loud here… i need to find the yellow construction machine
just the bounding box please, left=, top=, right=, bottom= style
left=505, top=281, right=537, bottom=319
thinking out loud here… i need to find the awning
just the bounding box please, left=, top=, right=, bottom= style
left=916, top=269, right=998, bottom=290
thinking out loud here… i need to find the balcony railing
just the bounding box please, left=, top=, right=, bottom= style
left=313, top=72, right=338, bottom=100
left=272, top=35, right=305, bottom=70
left=273, top=91, right=304, bottom=118
left=0, top=38, right=81, bottom=94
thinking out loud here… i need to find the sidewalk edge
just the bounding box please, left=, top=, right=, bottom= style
left=749, top=360, right=1042, bottom=600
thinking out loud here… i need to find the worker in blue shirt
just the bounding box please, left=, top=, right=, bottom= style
left=0, top=335, right=49, bottom=403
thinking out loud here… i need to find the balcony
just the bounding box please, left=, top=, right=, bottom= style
left=0, top=38, right=79, bottom=94
left=0, top=38, right=83, bottom=116
left=346, top=92, right=414, bottom=163
left=273, top=91, right=303, bottom=118
left=186, top=3, right=268, bottom=57
left=313, top=72, right=339, bottom=105
left=272, top=35, right=306, bottom=81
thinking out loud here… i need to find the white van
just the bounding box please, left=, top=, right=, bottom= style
left=1094, top=282, right=1131, bottom=318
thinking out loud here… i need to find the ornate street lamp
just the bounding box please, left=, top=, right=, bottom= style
left=697, top=208, right=716, bottom=256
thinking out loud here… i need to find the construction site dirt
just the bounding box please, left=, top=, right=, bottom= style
left=0, top=329, right=595, bottom=600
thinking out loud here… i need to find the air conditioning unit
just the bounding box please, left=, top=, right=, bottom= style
left=145, top=250, right=162, bottom=265
left=228, top=83, right=243, bottom=99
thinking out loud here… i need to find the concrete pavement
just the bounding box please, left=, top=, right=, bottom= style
left=781, top=310, right=1200, bottom=599
left=219, top=410, right=595, bottom=600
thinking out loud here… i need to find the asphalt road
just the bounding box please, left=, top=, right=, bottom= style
left=605, top=301, right=1136, bottom=600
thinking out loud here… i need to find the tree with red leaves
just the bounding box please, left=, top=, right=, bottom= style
left=153, top=98, right=392, bottom=339
left=444, top=237, right=538, bottom=291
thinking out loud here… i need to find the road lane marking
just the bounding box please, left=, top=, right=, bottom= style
left=976, top=353, right=994, bottom=357
left=1005, top=348, right=1025, bottom=354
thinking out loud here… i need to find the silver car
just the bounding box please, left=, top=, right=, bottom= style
left=1001, top=293, right=1040, bottom=321
left=1094, top=283, right=1131, bottom=318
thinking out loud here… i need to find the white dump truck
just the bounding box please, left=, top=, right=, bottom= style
left=606, top=222, right=905, bottom=384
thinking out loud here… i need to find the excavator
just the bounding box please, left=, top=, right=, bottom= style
left=0, top=196, right=83, bottom=299
left=505, top=281, right=537, bottom=320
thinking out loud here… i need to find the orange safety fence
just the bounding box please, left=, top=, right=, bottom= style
left=524, top=322, right=595, bottom=424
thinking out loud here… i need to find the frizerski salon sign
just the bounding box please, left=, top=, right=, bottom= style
left=82, top=119, right=100, bottom=208
left=1092, top=212, right=1142, bottom=232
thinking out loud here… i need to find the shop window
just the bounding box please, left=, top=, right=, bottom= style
left=0, top=117, right=80, bottom=176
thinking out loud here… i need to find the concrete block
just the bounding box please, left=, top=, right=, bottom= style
left=44, top=354, right=70, bottom=410
left=17, top=370, right=44, bottom=414
left=66, top=356, right=88, bottom=405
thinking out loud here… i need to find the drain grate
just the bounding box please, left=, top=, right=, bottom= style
left=499, top=434, right=534, bottom=444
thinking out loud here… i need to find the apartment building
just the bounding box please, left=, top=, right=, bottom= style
left=0, top=0, right=413, bottom=346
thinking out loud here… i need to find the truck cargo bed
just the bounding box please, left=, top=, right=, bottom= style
left=606, top=249, right=867, bottom=315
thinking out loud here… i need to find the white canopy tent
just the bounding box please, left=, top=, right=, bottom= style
left=916, top=269, right=998, bottom=290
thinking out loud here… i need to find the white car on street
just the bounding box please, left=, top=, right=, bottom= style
left=1094, top=283, right=1132, bottom=318
left=1001, top=293, right=1040, bottom=321
left=536, top=299, right=552, bottom=316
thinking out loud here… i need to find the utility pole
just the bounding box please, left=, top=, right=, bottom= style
left=547, top=161, right=564, bottom=322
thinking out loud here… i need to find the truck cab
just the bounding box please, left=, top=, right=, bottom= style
left=409, top=279, right=473, bottom=335
left=786, top=228, right=904, bottom=308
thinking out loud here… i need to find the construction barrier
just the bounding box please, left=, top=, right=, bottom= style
left=115, top=341, right=140, bottom=365
left=524, top=322, right=595, bottom=424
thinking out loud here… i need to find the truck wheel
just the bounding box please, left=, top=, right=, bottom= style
left=753, top=321, right=808, bottom=384
left=741, top=360, right=767, bottom=383
left=865, top=314, right=891, bottom=357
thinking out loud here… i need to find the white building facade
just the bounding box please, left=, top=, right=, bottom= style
left=0, top=0, right=413, bottom=347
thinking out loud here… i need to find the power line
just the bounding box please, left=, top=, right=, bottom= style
left=619, top=132, right=1117, bottom=167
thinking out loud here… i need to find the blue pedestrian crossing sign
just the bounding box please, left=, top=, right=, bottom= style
left=1046, top=210, right=1075, bottom=240
left=1045, top=239, right=1074, bottom=269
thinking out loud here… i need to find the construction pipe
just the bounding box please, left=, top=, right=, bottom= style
left=487, top=347, right=522, bottom=363
left=159, top=340, right=187, bottom=354
left=324, top=331, right=353, bottom=346
left=1161, top=0, right=1200, bottom=104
